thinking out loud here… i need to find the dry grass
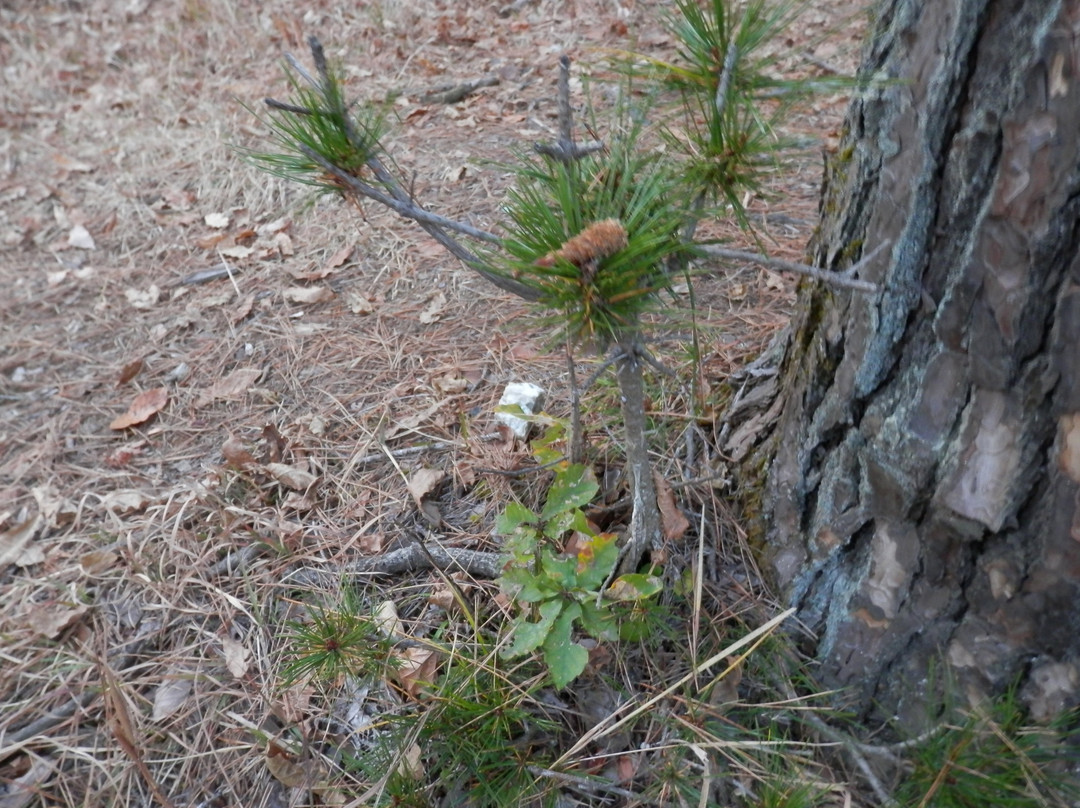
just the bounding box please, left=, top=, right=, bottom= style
left=0, top=0, right=866, bottom=805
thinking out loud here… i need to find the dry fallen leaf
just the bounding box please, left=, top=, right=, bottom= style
left=325, top=243, right=354, bottom=268
left=110, top=387, right=168, bottom=430
left=103, top=489, right=151, bottom=515
left=265, top=462, right=318, bottom=491
left=230, top=293, right=256, bottom=324
left=397, top=743, right=424, bottom=779
left=763, top=270, right=787, bottom=291
left=419, top=291, right=447, bottom=324
left=394, top=645, right=439, bottom=699
left=374, top=600, right=404, bottom=638
left=281, top=491, right=317, bottom=511
left=0, top=754, right=53, bottom=808
left=219, top=245, right=254, bottom=260
left=653, top=471, right=690, bottom=542
left=79, top=549, right=119, bottom=575
left=384, top=399, right=446, bottom=440
left=407, top=468, right=445, bottom=525
left=265, top=742, right=308, bottom=788
left=104, top=440, right=147, bottom=468
left=347, top=291, right=375, bottom=314
left=116, top=356, right=144, bottom=386
left=151, top=672, right=193, bottom=722
left=221, top=434, right=258, bottom=469
left=31, top=485, right=77, bottom=528
left=284, top=285, right=334, bottom=304
left=68, top=224, right=95, bottom=250
left=195, top=232, right=229, bottom=250
left=261, top=423, right=287, bottom=463
left=428, top=586, right=456, bottom=611
left=222, top=636, right=250, bottom=679
left=434, top=371, right=468, bottom=394
left=406, top=468, right=446, bottom=507
left=257, top=216, right=290, bottom=236
left=273, top=232, right=294, bottom=256
left=288, top=264, right=334, bottom=281
left=204, top=212, right=230, bottom=229
left=0, top=513, right=42, bottom=568
left=356, top=532, right=385, bottom=554
left=124, top=285, right=161, bottom=309
left=277, top=684, right=313, bottom=724
left=28, top=603, right=89, bottom=640
left=194, top=367, right=262, bottom=408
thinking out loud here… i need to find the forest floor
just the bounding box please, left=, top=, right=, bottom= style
left=0, top=1, right=869, bottom=806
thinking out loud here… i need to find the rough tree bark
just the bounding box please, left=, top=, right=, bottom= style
left=732, top=0, right=1080, bottom=729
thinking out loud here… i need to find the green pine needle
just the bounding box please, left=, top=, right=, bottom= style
left=241, top=55, right=388, bottom=195
left=489, top=129, right=692, bottom=350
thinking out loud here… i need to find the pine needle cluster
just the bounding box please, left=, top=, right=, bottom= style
left=492, top=129, right=693, bottom=350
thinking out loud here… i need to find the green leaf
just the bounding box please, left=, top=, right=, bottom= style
left=606, top=572, right=664, bottom=601
left=540, top=464, right=598, bottom=522
left=531, top=420, right=569, bottom=466
left=545, top=507, right=590, bottom=541
left=543, top=602, right=588, bottom=688
left=503, top=599, right=563, bottom=659
left=575, top=532, right=620, bottom=590
left=578, top=600, right=619, bottom=642
left=540, top=549, right=579, bottom=588
left=499, top=566, right=553, bottom=603
left=496, top=502, right=537, bottom=535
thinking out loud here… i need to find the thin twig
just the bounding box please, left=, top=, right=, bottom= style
left=701, top=242, right=888, bottom=293
left=297, top=147, right=499, bottom=243
left=802, top=713, right=899, bottom=807
left=636, top=345, right=678, bottom=378
left=566, top=340, right=585, bottom=464
left=581, top=347, right=625, bottom=394
left=714, top=40, right=739, bottom=121
left=264, top=98, right=322, bottom=116
left=294, top=145, right=538, bottom=300
left=534, top=55, right=605, bottom=162
left=556, top=55, right=573, bottom=154
left=307, top=35, right=332, bottom=94
left=206, top=542, right=274, bottom=578
left=474, top=455, right=567, bottom=477
left=275, top=37, right=542, bottom=302
left=526, top=766, right=656, bottom=804
left=285, top=51, right=319, bottom=89
left=5, top=641, right=146, bottom=747
left=341, top=432, right=501, bottom=468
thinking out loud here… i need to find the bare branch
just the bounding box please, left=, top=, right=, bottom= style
left=700, top=242, right=888, bottom=294
left=534, top=55, right=604, bottom=162
left=264, top=98, right=320, bottom=116
left=297, top=147, right=496, bottom=242
left=284, top=52, right=319, bottom=89
left=418, top=75, right=499, bottom=104
left=286, top=542, right=504, bottom=585
left=294, top=146, right=540, bottom=299
left=557, top=54, right=573, bottom=151
left=307, top=35, right=332, bottom=93
left=714, top=40, right=739, bottom=121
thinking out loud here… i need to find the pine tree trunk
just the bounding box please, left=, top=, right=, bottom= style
left=739, top=0, right=1080, bottom=729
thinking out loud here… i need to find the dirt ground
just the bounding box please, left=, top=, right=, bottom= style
left=0, top=1, right=865, bottom=805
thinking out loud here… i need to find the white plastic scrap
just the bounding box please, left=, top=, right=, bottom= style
left=496, top=382, right=545, bottom=439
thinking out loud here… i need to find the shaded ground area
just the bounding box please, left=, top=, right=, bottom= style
left=1, top=0, right=864, bottom=804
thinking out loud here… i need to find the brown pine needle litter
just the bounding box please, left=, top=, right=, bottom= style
left=0, top=0, right=865, bottom=805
